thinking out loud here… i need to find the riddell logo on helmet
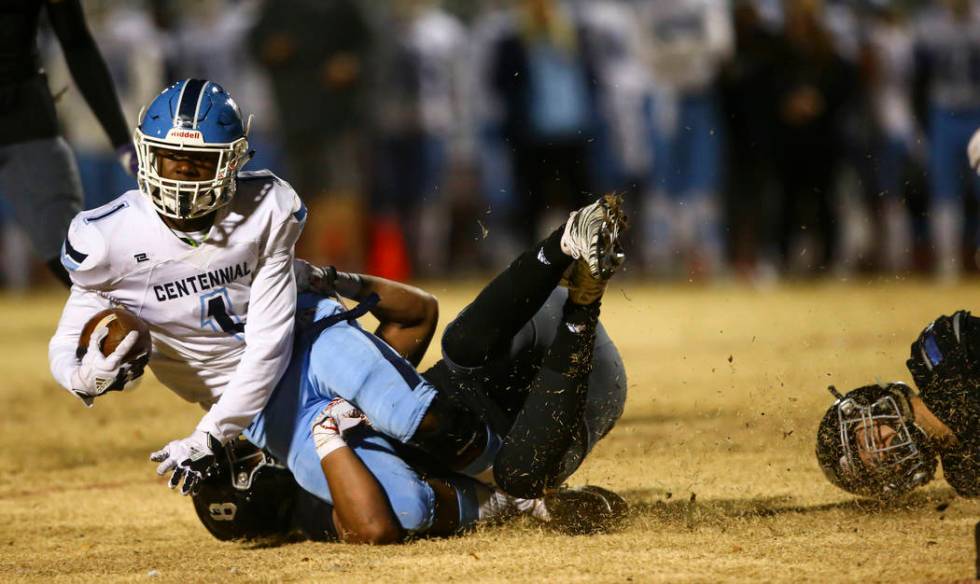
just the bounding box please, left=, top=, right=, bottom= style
left=167, top=129, right=203, bottom=141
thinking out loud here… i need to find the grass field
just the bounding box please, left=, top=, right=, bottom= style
left=1, top=279, right=978, bottom=583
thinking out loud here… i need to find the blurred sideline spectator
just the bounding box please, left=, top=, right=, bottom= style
left=771, top=0, right=854, bottom=275
left=173, top=0, right=285, bottom=180
left=249, top=0, right=373, bottom=270
left=374, top=0, right=468, bottom=278
left=577, top=1, right=651, bottom=196
left=637, top=0, right=733, bottom=279
left=488, top=0, right=599, bottom=247
left=720, top=0, right=780, bottom=278
left=864, top=4, right=918, bottom=274
left=6, top=0, right=980, bottom=290
left=913, top=0, right=980, bottom=281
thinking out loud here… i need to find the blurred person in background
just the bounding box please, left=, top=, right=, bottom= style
left=47, top=0, right=163, bottom=210
left=488, top=0, right=599, bottom=248
left=913, top=0, right=980, bottom=281
left=171, top=0, right=285, bottom=179
left=862, top=2, right=918, bottom=274
left=465, top=3, right=519, bottom=268
left=719, top=0, right=781, bottom=280
left=576, top=1, right=651, bottom=199
left=637, top=0, right=733, bottom=279
left=374, top=0, right=468, bottom=278
left=770, top=0, right=854, bottom=275
left=249, top=0, right=373, bottom=269
left=0, top=0, right=132, bottom=288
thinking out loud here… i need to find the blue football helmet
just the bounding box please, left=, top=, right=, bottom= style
left=134, top=79, right=252, bottom=219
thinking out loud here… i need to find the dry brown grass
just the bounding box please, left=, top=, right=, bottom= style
left=1, top=280, right=978, bottom=583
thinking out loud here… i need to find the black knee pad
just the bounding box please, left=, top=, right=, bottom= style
left=441, top=315, right=487, bottom=369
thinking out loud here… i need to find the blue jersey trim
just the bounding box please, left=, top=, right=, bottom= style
left=923, top=333, right=944, bottom=367
left=177, top=79, right=208, bottom=127
left=83, top=201, right=129, bottom=223
left=293, top=203, right=308, bottom=223
left=63, top=236, right=88, bottom=263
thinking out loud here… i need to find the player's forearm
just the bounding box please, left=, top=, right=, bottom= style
left=337, top=272, right=438, bottom=366
left=320, top=448, right=401, bottom=544
left=49, top=287, right=113, bottom=392
left=49, top=341, right=78, bottom=391
left=199, top=317, right=294, bottom=441
left=199, top=255, right=296, bottom=442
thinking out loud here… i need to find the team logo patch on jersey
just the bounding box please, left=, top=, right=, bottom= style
left=153, top=261, right=252, bottom=302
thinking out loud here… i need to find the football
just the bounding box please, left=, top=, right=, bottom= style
left=77, top=307, right=152, bottom=362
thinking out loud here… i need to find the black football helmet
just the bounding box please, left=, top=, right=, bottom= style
left=815, top=382, right=938, bottom=498
left=191, top=436, right=300, bottom=541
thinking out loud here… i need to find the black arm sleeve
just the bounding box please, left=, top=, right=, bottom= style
left=45, top=0, right=130, bottom=148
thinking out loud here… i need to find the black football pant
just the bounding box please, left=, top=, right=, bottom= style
left=420, top=227, right=627, bottom=498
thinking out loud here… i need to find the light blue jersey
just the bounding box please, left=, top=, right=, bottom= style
left=245, top=294, right=439, bottom=532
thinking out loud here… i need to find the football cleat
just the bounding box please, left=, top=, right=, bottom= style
left=540, top=485, right=629, bottom=535
left=560, top=193, right=627, bottom=280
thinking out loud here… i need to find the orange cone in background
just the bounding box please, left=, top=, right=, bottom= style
left=366, top=215, right=412, bottom=282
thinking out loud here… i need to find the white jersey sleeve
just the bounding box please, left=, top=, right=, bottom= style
left=48, top=214, right=117, bottom=402
left=48, top=287, right=114, bottom=401
left=194, top=184, right=305, bottom=443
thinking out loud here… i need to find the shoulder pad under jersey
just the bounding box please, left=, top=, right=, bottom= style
left=60, top=194, right=139, bottom=288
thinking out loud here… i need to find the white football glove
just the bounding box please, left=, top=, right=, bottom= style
left=292, top=259, right=364, bottom=298
left=293, top=258, right=327, bottom=294
left=312, top=398, right=368, bottom=459
left=70, top=327, right=145, bottom=407
left=969, top=128, right=980, bottom=174
left=149, top=430, right=220, bottom=496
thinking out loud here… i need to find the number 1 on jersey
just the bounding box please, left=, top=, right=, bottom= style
left=200, top=288, right=244, bottom=338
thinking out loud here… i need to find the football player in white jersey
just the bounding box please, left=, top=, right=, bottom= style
left=48, top=79, right=306, bottom=488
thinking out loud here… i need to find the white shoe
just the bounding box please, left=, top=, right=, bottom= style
left=560, top=193, right=627, bottom=279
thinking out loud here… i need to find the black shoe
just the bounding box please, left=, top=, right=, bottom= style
left=541, top=485, right=629, bottom=535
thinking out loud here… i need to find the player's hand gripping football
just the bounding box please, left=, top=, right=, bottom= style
left=70, top=327, right=145, bottom=407
left=150, top=430, right=221, bottom=496
left=312, top=398, right=368, bottom=459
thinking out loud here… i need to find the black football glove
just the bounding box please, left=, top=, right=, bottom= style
left=906, top=311, right=980, bottom=392
left=906, top=310, right=980, bottom=439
